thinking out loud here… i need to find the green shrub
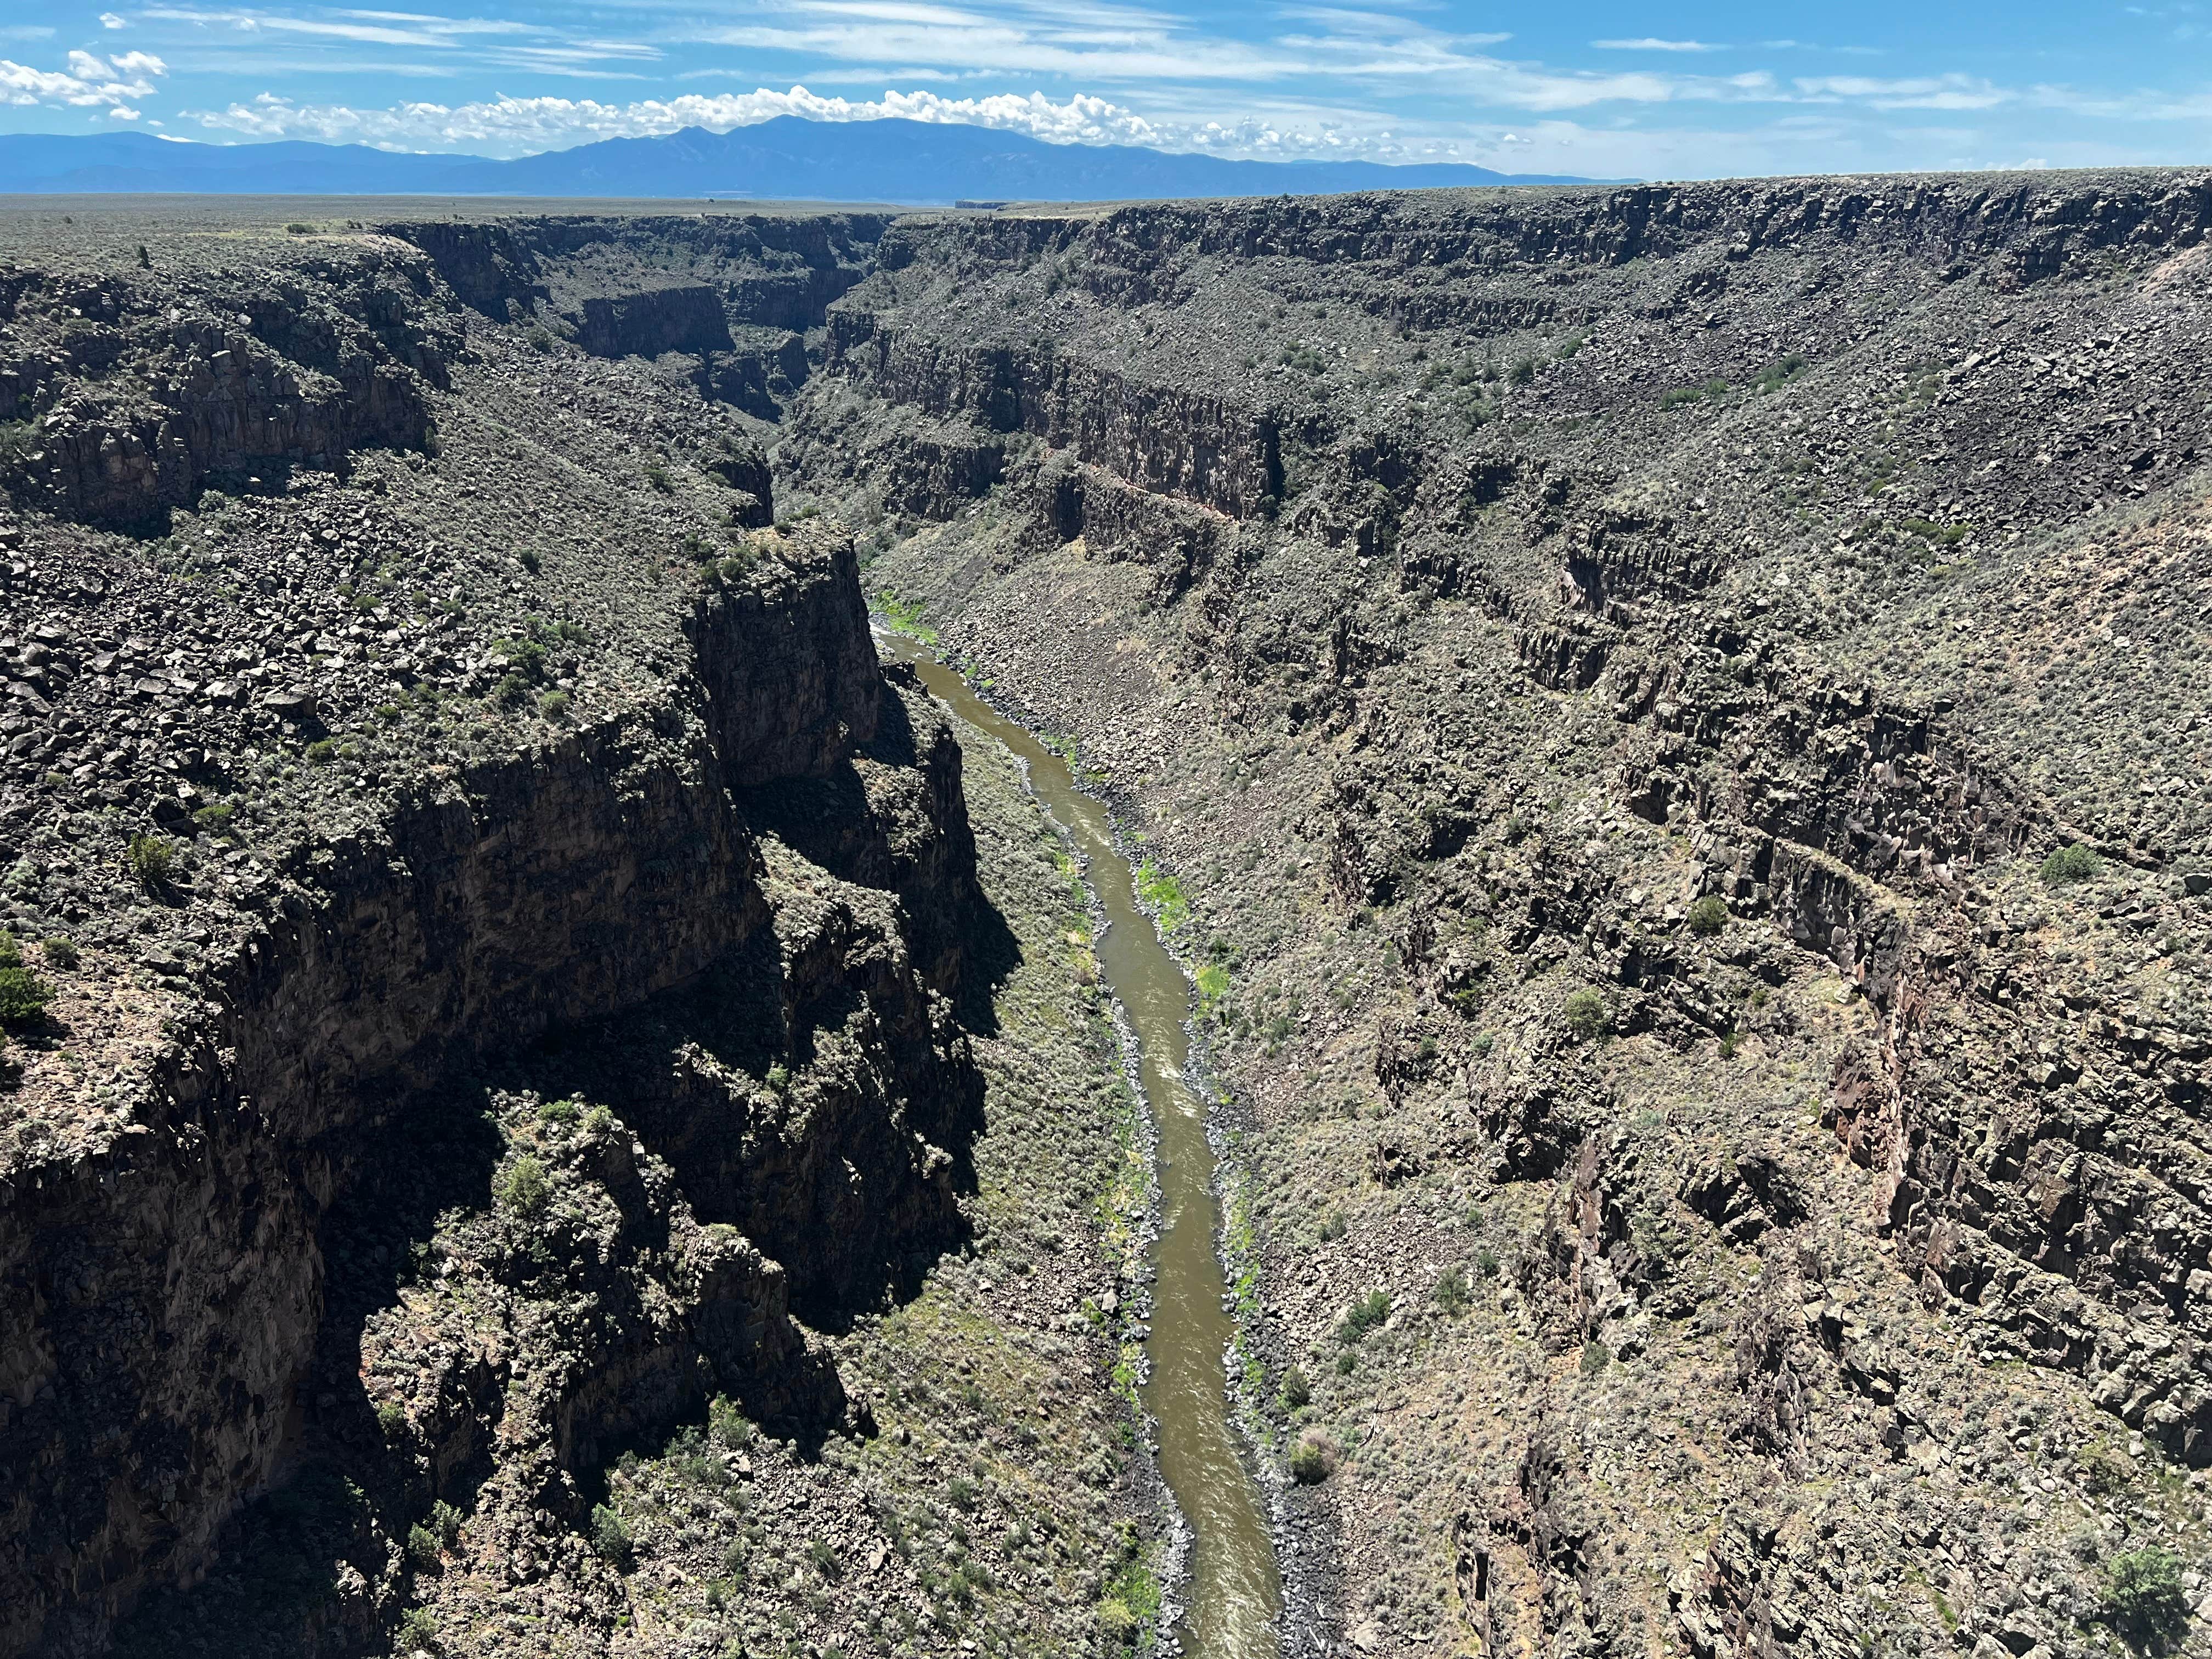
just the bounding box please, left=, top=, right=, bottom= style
left=1474, top=1246, right=1500, bottom=1279
left=494, top=635, right=549, bottom=678
left=2041, top=843, right=2101, bottom=885
left=498, top=1155, right=549, bottom=1219
left=376, top=1400, right=408, bottom=1438
left=590, top=1503, right=633, bottom=1565
left=0, top=967, right=52, bottom=1026
left=1334, top=1347, right=1356, bottom=1375
left=1580, top=1340, right=1612, bottom=1376
left=1278, top=1367, right=1311, bottom=1410
left=1686, top=895, right=1730, bottom=935
left=397, top=1606, right=438, bottom=1650
left=428, top=1499, right=462, bottom=1547
left=1752, top=353, right=1807, bottom=393
left=538, top=691, right=571, bottom=721
left=0, top=937, right=54, bottom=1028
left=304, top=738, right=337, bottom=765
left=807, top=1537, right=843, bottom=1580
left=1508, top=354, right=1537, bottom=386
left=127, top=833, right=174, bottom=887
left=708, top=1393, right=755, bottom=1448
left=1433, top=1265, right=1470, bottom=1314
left=284, top=221, right=314, bottom=235
left=1561, top=986, right=1610, bottom=1041
left=2103, top=1546, right=2188, bottom=1649
left=1288, top=1436, right=1332, bottom=1484
left=644, top=462, right=673, bottom=493
left=407, top=1522, right=442, bottom=1567
left=1336, top=1289, right=1391, bottom=1345
left=40, top=936, right=77, bottom=970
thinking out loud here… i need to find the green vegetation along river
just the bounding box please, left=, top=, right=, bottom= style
left=878, top=631, right=1283, bottom=1659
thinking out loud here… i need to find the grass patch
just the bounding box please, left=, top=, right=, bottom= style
left=1133, top=860, right=1189, bottom=933
left=1097, top=1533, right=1161, bottom=1648
left=1752, top=353, right=1807, bottom=393
left=877, top=591, right=939, bottom=647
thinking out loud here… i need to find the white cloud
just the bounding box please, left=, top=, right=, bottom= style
left=1592, top=38, right=1719, bottom=52
left=0, top=46, right=167, bottom=108
left=110, top=103, right=142, bottom=117
left=190, top=83, right=1200, bottom=153
left=669, top=0, right=1803, bottom=110
left=144, top=6, right=535, bottom=44
left=1791, top=72, right=2007, bottom=111
left=175, top=66, right=2098, bottom=171
left=100, top=12, right=128, bottom=29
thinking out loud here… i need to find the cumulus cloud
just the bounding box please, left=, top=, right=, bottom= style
left=0, top=47, right=167, bottom=109
left=189, top=84, right=1229, bottom=154
left=178, top=66, right=2072, bottom=167
left=100, top=12, right=128, bottom=29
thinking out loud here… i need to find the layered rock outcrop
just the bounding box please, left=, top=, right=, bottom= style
left=0, top=250, right=452, bottom=527
left=806, top=170, right=2212, bottom=1659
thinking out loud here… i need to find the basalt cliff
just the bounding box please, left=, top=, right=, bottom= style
left=1, top=173, right=2210, bottom=1659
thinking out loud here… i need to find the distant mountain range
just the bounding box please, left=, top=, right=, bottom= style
left=0, top=118, right=1605, bottom=202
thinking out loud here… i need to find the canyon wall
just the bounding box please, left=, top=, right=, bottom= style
left=796, top=170, right=2212, bottom=1659
left=0, top=223, right=987, bottom=1657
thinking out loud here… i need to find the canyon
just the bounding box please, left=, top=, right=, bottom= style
left=0, top=174, right=2209, bottom=1659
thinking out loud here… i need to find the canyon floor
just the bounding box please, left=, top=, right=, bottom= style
left=4, top=174, right=2212, bottom=1659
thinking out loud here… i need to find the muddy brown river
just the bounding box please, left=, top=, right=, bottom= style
left=881, top=633, right=1283, bottom=1659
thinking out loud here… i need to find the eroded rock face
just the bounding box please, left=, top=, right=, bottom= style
left=0, top=223, right=985, bottom=1659
left=794, top=170, right=2212, bottom=1659
left=0, top=549, right=981, bottom=1657
left=388, top=212, right=894, bottom=419
left=0, top=253, right=453, bottom=528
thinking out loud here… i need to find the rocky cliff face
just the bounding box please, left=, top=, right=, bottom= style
left=0, top=244, right=452, bottom=527
left=793, top=171, right=2212, bottom=1659
left=391, top=211, right=895, bottom=419
left=0, top=217, right=991, bottom=1658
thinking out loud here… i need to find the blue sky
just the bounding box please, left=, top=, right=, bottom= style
left=4, top=1, right=2212, bottom=178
